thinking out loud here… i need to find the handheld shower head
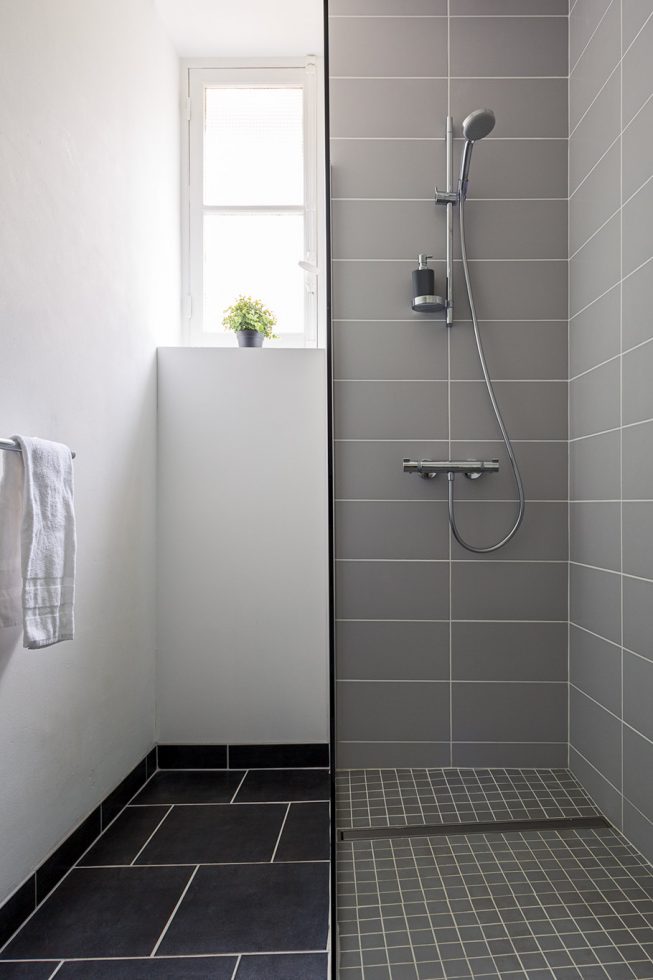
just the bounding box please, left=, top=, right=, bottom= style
left=459, top=108, right=496, bottom=199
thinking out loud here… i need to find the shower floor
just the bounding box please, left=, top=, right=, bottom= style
left=336, top=769, right=602, bottom=832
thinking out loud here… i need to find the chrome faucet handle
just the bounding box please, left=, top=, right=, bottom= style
left=434, top=187, right=458, bottom=205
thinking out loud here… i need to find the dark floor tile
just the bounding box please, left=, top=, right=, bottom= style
left=131, top=771, right=244, bottom=805
left=274, top=803, right=330, bottom=862
left=156, top=862, right=329, bottom=955
left=236, top=952, right=328, bottom=978
left=102, top=760, right=148, bottom=827
left=58, top=956, right=237, bottom=978
left=157, top=745, right=227, bottom=769
left=234, top=769, right=330, bottom=803
left=0, top=966, right=59, bottom=979
left=135, top=804, right=285, bottom=865
left=0, top=879, right=35, bottom=948
left=36, top=809, right=102, bottom=903
left=79, top=807, right=170, bottom=866
left=229, top=744, right=329, bottom=769
left=1, top=867, right=192, bottom=960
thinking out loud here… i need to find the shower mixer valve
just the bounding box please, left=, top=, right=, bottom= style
left=403, top=459, right=500, bottom=481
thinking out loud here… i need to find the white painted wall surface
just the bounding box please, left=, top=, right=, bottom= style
left=157, top=349, right=329, bottom=744
left=0, top=0, right=180, bottom=904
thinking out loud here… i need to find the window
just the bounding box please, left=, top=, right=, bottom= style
left=184, top=63, right=321, bottom=347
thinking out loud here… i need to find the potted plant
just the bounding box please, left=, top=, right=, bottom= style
left=222, top=295, right=278, bottom=348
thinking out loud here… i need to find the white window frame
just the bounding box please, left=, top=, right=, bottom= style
left=181, top=58, right=321, bottom=347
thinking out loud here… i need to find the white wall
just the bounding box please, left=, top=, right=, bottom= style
left=0, top=0, right=180, bottom=904
left=157, top=349, right=329, bottom=744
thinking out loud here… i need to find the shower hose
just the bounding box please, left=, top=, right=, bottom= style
left=449, top=195, right=526, bottom=553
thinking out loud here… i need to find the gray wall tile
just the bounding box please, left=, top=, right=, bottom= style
left=333, top=321, right=449, bottom=381
left=451, top=502, right=568, bottom=561
left=624, top=421, right=653, bottom=499
left=622, top=175, right=653, bottom=277
left=623, top=575, right=653, bottom=661
left=460, top=139, right=568, bottom=199
left=450, top=17, right=567, bottom=78
left=330, top=78, right=448, bottom=137
left=569, top=624, right=621, bottom=715
left=622, top=801, right=653, bottom=869
left=569, top=686, right=622, bottom=787
left=623, top=502, right=653, bottom=579
left=337, top=741, right=451, bottom=769
left=622, top=86, right=653, bottom=202
left=334, top=380, right=449, bottom=439
left=622, top=1, right=652, bottom=50
left=623, top=650, right=653, bottom=743
left=570, top=429, right=621, bottom=501
left=332, top=259, right=446, bottom=319
left=569, top=0, right=612, bottom=70
left=623, top=13, right=653, bottom=127
left=336, top=560, right=450, bottom=620
left=569, top=0, right=620, bottom=130
left=451, top=78, right=568, bottom=137
left=328, top=16, right=447, bottom=78
left=335, top=501, right=449, bottom=559
left=452, top=562, right=567, bottom=620
left=452, top=622, right=567, bottom=681
left=623, top=725, right=653, bottom=825
left=453, top=742, right=568, bottom=767
left=454, top=201, right=567, bottom=260
left=337, top=621, right=450, bottom=680
left=623, top=341, right=653, bottom=426
left=452, top=0, right=567, bottom=13
left=452, top=260, right=568, bottom=320
left=331, top=139, right=444, bottom=200
left=330, top=0, right=447, bottom=14
left=451, top=381, right=568, bottom=440
left=569, top=358, right=620, bottom=439
left=332, top=200, right=446, bottom=260
left=336, top=680, right=450, bottom=741
left=570, top=502, right=621, bottom=571
left=570, top=746, right=623, bottom=827
left=452, top=682, right=567, bottom=742
left=622, top=258, right=653, bottom=350
left=452, top=322, right=567, bottom=381
left=569, top=69, right=620, bottom=193
left=569, top=282, right=620, bottom=377
left=570, top=562, right=621, bottom=644
left=335, top=440, right=449, bottom=500
left=451, top=440, right=568, bottom=501
left=569, top=140, right=620, bottom=256
left=569, top=213, right=620, bottom=317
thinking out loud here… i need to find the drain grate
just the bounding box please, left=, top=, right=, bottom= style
left=338, top=813, right=611, bottom=842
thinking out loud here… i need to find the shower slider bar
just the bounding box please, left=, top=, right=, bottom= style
left=403, top=458, right=499, bottom=480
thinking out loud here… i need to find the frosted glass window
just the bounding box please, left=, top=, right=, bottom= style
left=203, top=213, right=305, bottom=336
left=204, top=88, right=304, bottom=206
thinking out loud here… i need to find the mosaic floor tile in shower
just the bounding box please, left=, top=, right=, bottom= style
left=337, top=826, right=653, bottom=979
left=336, top=769, right=602, bottom=831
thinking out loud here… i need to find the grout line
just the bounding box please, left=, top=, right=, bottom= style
left=230, top=955, right=241, bottom=980
left=149, top=865, right=199, bottom=957
left=229, top=770, right=249, bottom=804
left=130, top=806, right=174, bottom=866
left=270, top=803, right=292, bottom=863
left=569, top=0, right=615, bottom=78
left=47, top=964, right=64, bottom=980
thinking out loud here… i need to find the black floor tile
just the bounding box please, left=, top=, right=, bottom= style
left=236, top=952, right=328, bottom=978
left=131, top=771, right=244, bottom=805
left=234, top=769, right=330, bottom=803
left=0, top=966, right=59, bottom=979
left=229, top=744, right=329, bottom=769
left=135, top=804, right=286, bottom=865
left=1, top=867, right=192, bottom=960
left=274, top=803, right=330, bottom=862
left=156, top=862, right=329, bottom=955
left=102, top=760, right=148, bottom=827
left=0, top=879, right=35, bottom=948
left=57, top=956, right=237, bottom=978
left=79, top=806, right=170, bottom=866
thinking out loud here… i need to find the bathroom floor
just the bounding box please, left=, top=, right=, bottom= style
left=0, top=767, right=331, bottom=979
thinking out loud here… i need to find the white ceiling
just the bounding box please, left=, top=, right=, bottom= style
left=154, top=0, right=323, bottom=57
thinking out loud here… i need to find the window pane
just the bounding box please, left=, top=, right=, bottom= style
left=203, top=213, right=305, bottom=335
left=204, top=88, right=304, bottom=206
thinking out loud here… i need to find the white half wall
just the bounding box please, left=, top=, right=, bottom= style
left=157, top=348, right=329, bottom=744
left=0, top=0, right=180, bottom=904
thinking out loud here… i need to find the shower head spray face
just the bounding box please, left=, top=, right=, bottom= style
left=459, top=108, right=496, bottom=199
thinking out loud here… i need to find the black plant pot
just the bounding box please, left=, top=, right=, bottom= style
left=236, top=329, right=264, bottom=348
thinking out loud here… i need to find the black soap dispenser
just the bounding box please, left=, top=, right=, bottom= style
left=411, top=254, right=445, bottom=313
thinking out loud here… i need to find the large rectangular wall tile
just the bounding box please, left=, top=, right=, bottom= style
left=336, top=680, right=450, bottom=741
left=452, top=0, right=567, bottom=13
left=570, top=429, right=621, bottom=501
left=453, top=742, right=568, bottom=768
left=337, top=621, right=450, bottom=680
left=461, top=139, right=568, bottom=199
left=569, top=69, right=620, bottom=193
left=451, top=78, right=568, bottom=137
left=569, top=746, right=623, bottom=827
left=569, top=213, right=620, bottom=317
left=569, top=0, right=620, bottom=129
left=452, top=562, right=567, bottom=621
left=337, top=741, right=451, bottom=769
left=569, top=359, right=620, bottom=439
left=332, top=259, right=446, bottom=320
left=451, top=502, right=568, bottom=561
left=623, top=176, right=653, bottom=278
left=335, top=440, right=449, bottom=500
left=450, top=17, right=567, bottom=78
left=569, top=686, right=622, bottom=788
left=569, top=283, right=620, bottom=378
left=333, top=322, right=448, bottom=381
left=450, top=322, right=567, bottom=382
left=334, top=380, right=449, bottom=439
left=451, top=440, right=568, bottom=502
left=623, top=726, right=653, bottom=826
left=452, top=682, right=567, bottom=742
left=623, top=13, right=653, bottom=127
left=622, top=259, right=653, bottom=350
left=569, top=141, right=620, bottom=257
left=451, top=381, right=567, bottom=440
left=330, top=0, right=447, bottom=10
left=452, top=261, right=568, bottom=320
left=454, top=201, right=567, bottom=261
left=452, top=621, right=567, bottom=681
left=622, top=92, right=653, bottom=202
left=624, top=650, right=653, bottom=743
left=623, top=575, right=653, bottom=660
left=337, top=560, right=450, bottom=620
left=623, top=800, right=653, bottom=869
left=570, top=562, right=621, bottom=644
left=330, top=139, right=444, bottom=200
left=329, top=16, right=447, bottom=77
left=569, top=0, right=612, bottom=69
left=332, top=200, right=446, bottom=261
left=335, top=501, right=449, bottom=559
left=623, top=502, right=653, bottom=580
left=569, top=624, right=621, bottom=715
left=330, top=78, right=448, bottom=137
left=570, top=501, right=621, bottom=571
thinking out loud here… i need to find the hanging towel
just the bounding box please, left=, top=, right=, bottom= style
left=10, top=436, right=76, bottom=648
left=0, top=449, right=23, bottom=630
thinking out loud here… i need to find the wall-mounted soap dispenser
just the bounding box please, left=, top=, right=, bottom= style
left=411, top=254, right=446, bottom=314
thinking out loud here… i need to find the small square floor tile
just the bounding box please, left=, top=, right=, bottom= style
left=57, top=956, right=238, bottom=977
left=235, top=952, right=328, bottom=978
left=79, top=807, right=170, bottom=866
left=0, top=966, right=60, bottom=979
left=1, top=867, right=192, bottom=960
left=131, top=771, right=244, bottom=805
left=274, top=802, right=330, bottom=862
left=135, top=804, right=285, bottom=865
left=156, top=862, right=329, bottom=955
left=234, top=769, right=330, bottom=803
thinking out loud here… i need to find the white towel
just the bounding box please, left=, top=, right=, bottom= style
left=1, top=436, right=76, bottom=649
left=0, top=449, right=23, bottom=630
